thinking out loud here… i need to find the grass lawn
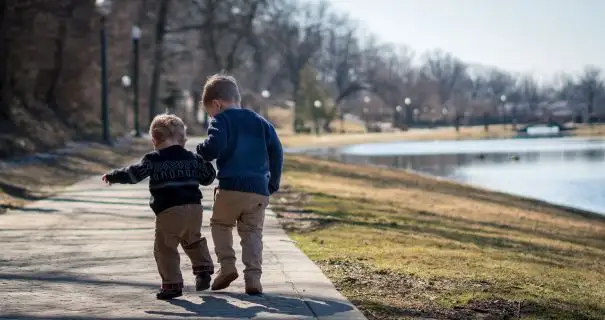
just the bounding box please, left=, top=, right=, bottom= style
left=0, top=138, right=151, bottom=213
left=272, top=155, right=605, bottom=319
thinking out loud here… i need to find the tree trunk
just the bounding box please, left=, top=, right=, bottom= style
left=46, top=2, right=76, bottom=108
left=0, top=0, right=9, bottom=113
left=148, top=0, right=169, bottom=127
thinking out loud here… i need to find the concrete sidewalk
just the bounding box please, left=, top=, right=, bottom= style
left=0, top=155, right=366, bottom=319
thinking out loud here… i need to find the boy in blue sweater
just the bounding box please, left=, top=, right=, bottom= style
left=196, top=74, right=283, bottom=295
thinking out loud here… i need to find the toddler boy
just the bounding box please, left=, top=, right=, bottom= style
left=196, top=74, right=283, bottom=295
left=102, top=114, right=216, bottom=300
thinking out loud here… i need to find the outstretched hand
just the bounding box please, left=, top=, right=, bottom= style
left=102, top=174, right=112, bottom=185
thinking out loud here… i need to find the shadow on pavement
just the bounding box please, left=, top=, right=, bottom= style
left=146, top=291, right=353, bottom=318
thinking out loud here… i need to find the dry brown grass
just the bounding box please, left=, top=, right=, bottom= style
left=268, top=107, right=367, bottom=136
left=273, top=155, right=605, bottom=319
left=279, top=124, right=605, bottom=149
left=0, top=138, right=151, bottom=213
left=280, top=125, right=515, bottom=148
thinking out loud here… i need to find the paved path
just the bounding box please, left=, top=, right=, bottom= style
left=0, top=144, right=366, bottom=320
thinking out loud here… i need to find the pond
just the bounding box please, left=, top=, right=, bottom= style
left=295, top=137, right=605, bottom=216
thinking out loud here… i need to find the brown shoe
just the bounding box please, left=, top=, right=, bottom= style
left=211, top=268, right=239, bottom=291
left=245, top=277, right=263, bottom=295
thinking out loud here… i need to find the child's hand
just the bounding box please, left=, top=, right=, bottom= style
left=101, top=174, right=112, bottom=185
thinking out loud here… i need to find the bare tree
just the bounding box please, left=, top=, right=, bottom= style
left=422, top=49, right=467, bottom=113
left=578, top=66, right=603, bottom=122
left=517, top=75, right=541, bottom=120
left=316, top=12, right=367, bottom=131
left=269, top=0, right=329, bottom=130
left=148, top=0, right=170, bottom=126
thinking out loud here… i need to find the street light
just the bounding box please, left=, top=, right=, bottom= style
left=363, top=96, right=371, bottom=104
left=499, top=94, right=507, bottom=127
left=121, top=75, right=131, bottom=88
left=120, top=75, right=131, bottom=129
left=95, top=0, right=112, bottom=144
left=313, top=100, right=322, bottom=136
left=261, top=89, right=270, bottom=118
left=395, top=105, right=402, bottom=129
left=403, top=97, right=412, bottom=127
left=131, top=25, right=141, bottom=137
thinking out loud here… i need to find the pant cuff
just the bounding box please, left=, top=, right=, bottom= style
left=192, top=265, right=214, bottom=275
left=161, top=282, right=183, bottom=290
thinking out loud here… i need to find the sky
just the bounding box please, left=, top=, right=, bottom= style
left=325, top=0, right=605, bottom=80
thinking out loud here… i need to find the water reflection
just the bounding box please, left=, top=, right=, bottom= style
left=300, top=138, right=605, bottom=215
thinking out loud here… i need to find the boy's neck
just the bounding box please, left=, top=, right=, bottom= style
left=222, top=102, right=241, bottom=111
left=155, top=140, right=183, bottom=150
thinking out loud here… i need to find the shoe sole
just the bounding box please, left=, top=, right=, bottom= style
left=156, top=292, right=183, bottom=300
left=245, top=288, right=263, bottom=295
left=196, top=281, right=211, bottom=291
left=211, top=273, right=239, bottom=291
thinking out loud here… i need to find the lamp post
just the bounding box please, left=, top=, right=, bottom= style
left=395, top=105, right=402, bottom=129
left=363, top=95, right=371, bottom=125
left=120, top=75, right=131, bottom=130
left=261, top=89, right=270, bottom=119
left=499, top=94, right=508, bottom=128
left=131, top=25, right=141, bottom=137
left=95, top=0, right=112, bottom=144
left=404, top=97, right=411, bottom=127
left=313, top=100, right=322, bottom=136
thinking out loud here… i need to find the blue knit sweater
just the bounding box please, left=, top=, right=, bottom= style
left=196, top=108, right=283, bottom=196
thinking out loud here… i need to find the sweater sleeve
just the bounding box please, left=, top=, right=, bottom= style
left=105, top=155, right=152, bottom=184
left=196, top=116, right=228, bottom=161
left=266, top=122, right=283, bottom=195
left=195, top=155, right=216, bottom=186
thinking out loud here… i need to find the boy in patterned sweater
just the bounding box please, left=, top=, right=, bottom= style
left=102, top=114, right=216, bottom=300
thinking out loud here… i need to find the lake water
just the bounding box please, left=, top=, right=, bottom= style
left=297, top=137, right=605, bottom=215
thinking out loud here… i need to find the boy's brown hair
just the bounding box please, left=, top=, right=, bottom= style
left=201, top=74, right=241, bottom=106
left=149, top=114, right=186, bottom=145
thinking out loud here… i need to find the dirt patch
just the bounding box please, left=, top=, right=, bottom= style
left=318, top=259, right=539, bottom=320
left=272, top=185, right=336, bottom=232
left=0, top=138, right=151, bottom=214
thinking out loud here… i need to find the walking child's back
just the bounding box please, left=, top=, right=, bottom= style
left=196, top=74, right=283, bottom=295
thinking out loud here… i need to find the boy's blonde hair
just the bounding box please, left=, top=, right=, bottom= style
left=149, top=114, right=186, bottom=145
left=201, top=73, right=241, bottom=106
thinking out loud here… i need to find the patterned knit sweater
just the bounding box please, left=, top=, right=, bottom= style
left=104, top=145, right=216, bottom=214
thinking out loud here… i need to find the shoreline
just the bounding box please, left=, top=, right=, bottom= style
left=287, top=140, right=605, bottom=221
left=287, top=151, right=605, bottom=222
left=279, top=123, right=605, bottom=149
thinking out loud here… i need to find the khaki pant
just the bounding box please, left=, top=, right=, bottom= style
left=154, top=204, right=214, bottom=288
left=211, top=189, right=269, bottom=281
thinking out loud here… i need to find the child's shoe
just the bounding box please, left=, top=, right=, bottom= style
left=195, top=272, right=212, bottom=291
left=156, top=288, right=182, bottom=300
left=211, top=267, right=238, bottom=291
left=245, top=277, right=263, bottom=295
